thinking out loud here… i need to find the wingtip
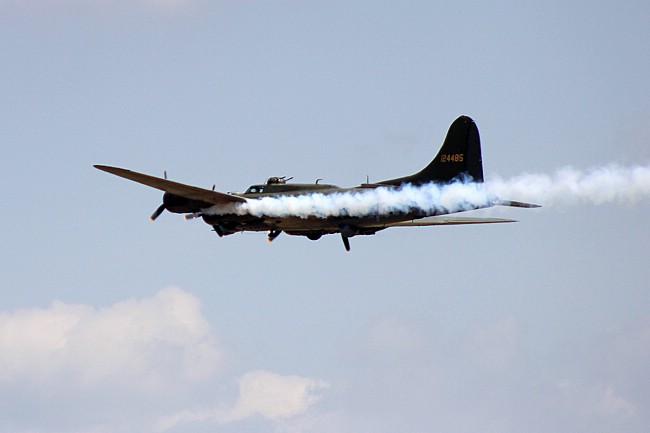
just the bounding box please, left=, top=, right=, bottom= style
left=94, top=164, right=118, bottom=173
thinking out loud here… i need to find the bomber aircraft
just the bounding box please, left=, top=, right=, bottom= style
left=95, top=116, right=538, bottom=251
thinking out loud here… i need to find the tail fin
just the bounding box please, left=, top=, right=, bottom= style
left=379, top=115, right=484, bottom=186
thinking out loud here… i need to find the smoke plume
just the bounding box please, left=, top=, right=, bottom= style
left=209, top=182, right=496, bottom=218
left=487, top=164, right=650, bottom=207
left=206, top=165, right=650, bottom=218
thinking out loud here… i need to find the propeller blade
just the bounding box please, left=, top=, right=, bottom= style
left=150, top=204, right=166, bottom=221
left=341, top=234, right=351, bottom=252
left=184, top=213, right=201, bottom=220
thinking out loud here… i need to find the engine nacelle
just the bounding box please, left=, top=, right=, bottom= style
left=162, top=193, right=206, bottom=214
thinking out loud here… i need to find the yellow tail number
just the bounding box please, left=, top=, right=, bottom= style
left=440, top=154, right=464, bottom=163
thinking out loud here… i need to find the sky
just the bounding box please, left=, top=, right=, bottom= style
left=1, top=1, right=649, bottom=432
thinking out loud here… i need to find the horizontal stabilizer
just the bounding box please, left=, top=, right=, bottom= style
left=387, top=216, right=517, bottom=227
left=495, top=199, right=541, bottom=208
left=94, top=165, right=246, bottom=205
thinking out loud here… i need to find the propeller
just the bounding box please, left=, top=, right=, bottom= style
left=340, top=234, right=351, bottom=252
left=150, top=170, right=168, bottom=221
left=268, top=230, right=282, bottom=243
left=150, top=204, right=166, bottom=221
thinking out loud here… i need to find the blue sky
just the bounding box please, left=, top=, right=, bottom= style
left=1, top=1, right=649, bottom=432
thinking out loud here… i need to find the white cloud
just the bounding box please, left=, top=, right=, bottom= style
left=156, top=370, right=329, bottom=431
left=0, top=289, right=332, bottom=433
left=0, top=287, right=221, bottom=387
left=221, top=370, right=330, bottom=422
left=590, top=384, right=637, bottom=417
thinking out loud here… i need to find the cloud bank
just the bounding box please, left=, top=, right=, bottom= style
left=0, top=287, right=220, bottom=386
left=0, top=289, right=329, bottom=433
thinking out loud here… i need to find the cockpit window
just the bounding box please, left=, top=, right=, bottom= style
left=246, top=186, right=264, bottom=194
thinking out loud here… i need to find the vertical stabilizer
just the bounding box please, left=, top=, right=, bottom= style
left=379, top=115, right=484, bottom=186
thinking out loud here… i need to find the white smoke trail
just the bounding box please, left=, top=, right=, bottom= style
left=208, top=182, right=495, bottom=218
left=205, top=164, right=650, bottom=218
left=487, top=164, right=650, bottom=207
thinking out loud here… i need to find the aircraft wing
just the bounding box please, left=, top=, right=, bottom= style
left=385, top=216, right=517, bottom=227
left=94, top=165, right=246, bottom=204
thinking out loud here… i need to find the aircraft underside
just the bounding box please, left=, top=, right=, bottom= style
left=200, top=208, right=471, bottom=251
